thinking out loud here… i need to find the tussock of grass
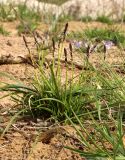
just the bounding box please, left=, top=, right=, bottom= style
left=96, top=15, right=113, bottom=25
left=81, top=16, right=93, bottom=22
left=81, top=15, right=114, bottom=24
left=17, top=4, right=41, bottom=22
left=0, top=4, right=15, bottom=22
left=1, top=52, right=125, bottom=121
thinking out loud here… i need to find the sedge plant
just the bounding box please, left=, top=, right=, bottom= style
left=1, top=23, right=125, bottom=138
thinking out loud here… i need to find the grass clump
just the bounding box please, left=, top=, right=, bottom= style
left=0, top=25, right=9, bottom=35
left=57, top=14, right=73, bottom=22
left=96, top=15, right=113, bottom=25
left=1, top=23, right=125, bottom=122
left=81, top=16, right=93, bottom=22
left=1, top=52, right=125, bottom=121
left=17, top=5, right=41, bottom=22
left=84, top=28, right=125, bottom=46
left=81, top=15, right=112, bottom=24
left=0, top=63, right=95, bottom=121
left=0, top=4, right=16, bottom=22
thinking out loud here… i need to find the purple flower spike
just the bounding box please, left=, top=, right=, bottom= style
left=103, top=40, right=114, bottom=50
